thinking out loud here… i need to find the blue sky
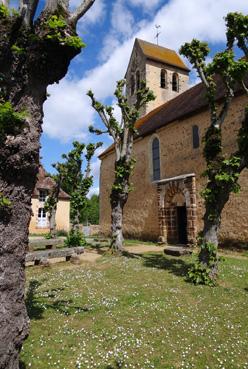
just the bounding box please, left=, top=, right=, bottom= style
left=36, top=0, right=248, bottom=196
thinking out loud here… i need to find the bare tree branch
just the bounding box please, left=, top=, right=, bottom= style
left=69, top=0, right=95, bottom=25
left=19, top=0, right=39, bottom=26
left=44, top=0, right=69, bottom=13
left=0, top=0, right=9, bottom=6
left=242, top=79, right=248, bottom=95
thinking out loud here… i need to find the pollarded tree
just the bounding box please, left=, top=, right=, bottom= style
left=179, top=12, right=248, bottom=285
left=44, top=163, right=66, bottom=238
left=0, top=1, right=95, bottom=367
left=61, top=141, right=102, bottom=232
left=88, top=80, right=155, bottom=253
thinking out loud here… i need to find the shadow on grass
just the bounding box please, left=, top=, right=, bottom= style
left=142, top=253, right=192, bottom=278
left=26, top=280, right=91, bottom=321
left=19, top=360, right=26, bottom=369
left=121, top=250, right=141, bottom=259
left=26, top=280, right=44, bottom=320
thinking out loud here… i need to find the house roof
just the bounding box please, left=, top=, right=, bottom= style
left=33, top=165, right=70, bottom=200
left=99, top=76, right=245, bottom=160
left=136, top=38, right=190, bottom=72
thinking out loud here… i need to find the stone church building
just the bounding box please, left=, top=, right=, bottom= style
left=99, top=38, right=248, bottom=245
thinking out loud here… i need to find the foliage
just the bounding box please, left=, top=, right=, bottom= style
left=81, top=194, right=99, bottom=225
left=179, top=11, right=248, bottom=284
left=60, top=141, right=102, bottom=230
left=0, top=101, right=26, bottom=141
left=0, top=192, right=11, bottom=208
left=45, top=15, right=85, bottom=49
left=187, top=242, right=219, bottom=286
left=11, top=44, right=25, bottom=55
left=0, top=4, right=9, bottom=18
left=64, top=230, right=86, bottom=247
left=44, top=232, right=52, bottom=240
left=56, top=229, right=68, bottom=237
left=88, top=80, right=155, bottom=251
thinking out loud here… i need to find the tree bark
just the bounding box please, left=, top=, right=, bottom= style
left=199, top=188, right=230, bottom=280
left=110, top=198, right=124, bottom=253
left=49, top=208, right=57, bottom=238
left=0, top=9, right=85, bottom=367
left=0, top=92, right=44, bottom=369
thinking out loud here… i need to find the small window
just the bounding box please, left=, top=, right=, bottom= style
left=39, top=190, right=48, bottom=202
left=160, top=69, right=167, bottom=89
left=192, top=125, right=200, bottom=149
left=136, top=70, right=140, bottom=90
left=172, top=73, right=179, bottom=92
left=131, top=74, right=135, bottom=95
left=152, top=138, right=160, bottom=181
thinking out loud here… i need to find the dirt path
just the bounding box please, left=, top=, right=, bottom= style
left=124, top=244, right=165, bottom=254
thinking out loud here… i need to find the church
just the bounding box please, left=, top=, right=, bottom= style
left=99, top=38, right=248, bottom=245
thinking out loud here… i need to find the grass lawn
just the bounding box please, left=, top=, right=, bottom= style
left=21, top=252, right=248, bottom=369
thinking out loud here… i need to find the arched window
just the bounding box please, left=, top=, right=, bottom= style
left=192, top=125, right=200, bottom=149
left=131, top=74, right=135, bottom=95
left=136, top=70, right=140, bottom=90
left=152, top=138, right=160, bottom=181
left=172, top=73, right=179, bottom=92
left=160, top=69, right=167, bottom=89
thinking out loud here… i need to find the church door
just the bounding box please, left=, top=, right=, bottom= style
left=177, top=206, right=188, bottom=244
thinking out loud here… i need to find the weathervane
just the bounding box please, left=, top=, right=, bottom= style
left=155, top=25, right=161, bottom=45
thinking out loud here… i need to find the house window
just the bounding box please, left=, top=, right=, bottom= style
left=39, top=190, right=48, bottom=202
left=172, top=73, right=179, bottom=92
left=160, top=69, right=167, bottom=89
left=192, top=125, right=200, bottom=149
left=152, top=137, right=161, bottom=181
left=136, top=70, right=140, bottom=90
left=37, top=208, right=47, bottom=228
left=131, top=74, right=135, bottom=95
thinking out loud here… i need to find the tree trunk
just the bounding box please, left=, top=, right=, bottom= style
left=0, top=11, right=82, bottom=367
left=49, top=208, right=57, bottom=238
left=199, top=189, right=230, bottom=281
left=0, top=92, right=44, bottom=369
left=110, top=192, right=127, bottom=253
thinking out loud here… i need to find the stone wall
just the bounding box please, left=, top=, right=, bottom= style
left=125, top=44, right=189, bottom=117
left=29, top=198, right=70, bottom=234
left=100, top=94, right=248, bottom=244
left=145, top=60, right=189, bottom=114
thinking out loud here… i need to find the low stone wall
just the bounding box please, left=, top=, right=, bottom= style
left=26, top=246, right=84, bottom=266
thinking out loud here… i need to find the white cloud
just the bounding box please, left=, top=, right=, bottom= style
left=128, top=0, right=162, bottom=11
left=43, top=79, right=94, bottom=142
left=111, top=0, right=135, bottom=37
left=44, top=0, right=248, bottom=142
left=72, top=0, right=106, bottom=34
left=88, top=186, right=99, bottom=198
left=99, top=34, right=121, bottom=62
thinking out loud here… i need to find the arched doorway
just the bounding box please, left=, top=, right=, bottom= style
left=172, top=193, right=188, bottom=244
left=156, top=174, right=197, bottom=245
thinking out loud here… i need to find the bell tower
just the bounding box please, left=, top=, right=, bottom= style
left=125, top=39, right=190, bottom=117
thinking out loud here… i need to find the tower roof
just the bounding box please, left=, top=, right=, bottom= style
left=33, top=165, right=70, bottom=200
left=136, top=38, right=190, bottom=72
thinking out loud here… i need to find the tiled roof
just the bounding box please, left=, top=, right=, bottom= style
left=33, top=165, right=70, bottom=200
left=99, top=76, right=245, bottom=160
left=136, top=39, right=190, bottom=72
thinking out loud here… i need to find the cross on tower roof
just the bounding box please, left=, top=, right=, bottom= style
left=155, top=25, right=161, bottom=45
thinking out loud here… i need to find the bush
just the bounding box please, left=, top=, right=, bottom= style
left=64, top=230, right=86, bottom=247
left=44, top=232, right=52, bottom=239
left=56, top=229, right=68, bottom=237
